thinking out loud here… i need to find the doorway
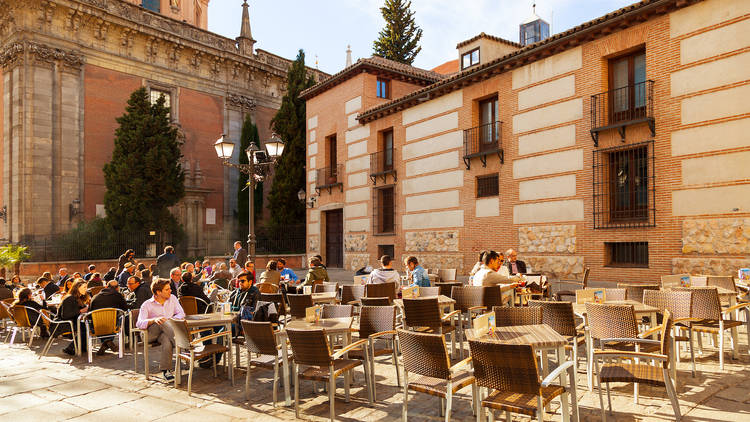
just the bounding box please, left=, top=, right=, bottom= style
left=324, top=209, right=343, bottom=268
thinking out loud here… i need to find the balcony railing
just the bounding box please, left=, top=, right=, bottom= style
left=590, top=80, right=654, bottom=146
left=369, top=148, right=397, bottom=185
left=315, top=164, right=343, bottom=193
left=463, top=121, right=503, bottom=169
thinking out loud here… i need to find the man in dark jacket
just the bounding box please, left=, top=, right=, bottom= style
left=89, top=280, right=128, bottom=355
left=126, top=276, right=152, bottom=310
left=155, top=246, right=180, bottom=278
left=505, top=249, right=528, bottom=275
left=56, top=268, right=70, bottom=287
left=177, top=272, right=210, bottom=313
left=232, top=241, right=247, bottom=267
left=83, top=265, right=96, bottom=281
left=118, top=263, right=136, bottom=288
left=38, top=277, right=59, bottom=300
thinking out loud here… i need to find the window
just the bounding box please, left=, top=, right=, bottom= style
left=606, top=242, right=649, bottom=268
left=149, top=89, right=172, bottom=119
left=374, top=186, right=395, bottom=234
left=478, top=97, right=499, bottom=148
left=382, top=129, right=393, bottom=170
left=593, top=141, right=655, bottom=229
left=326, top=134, right=337, bottom=168
left=461, top=48, right=480, bottom=69
left=376, top=78, right=390, bottom=99
left=141, top=0, right=160, bottom=13
left=609, top=50, right=646, bottom=124
left=378, top=245, right=394, bottom=259
left=476, top=174, right=499, bottom=198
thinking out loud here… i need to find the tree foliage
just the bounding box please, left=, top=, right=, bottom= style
left=373, top=0, right=423, bottom=65
left=103, top=87, right=185, bottom=237
left=267, top=49, right=315, bottom=229
left=236, top=115, right=262, bottom=233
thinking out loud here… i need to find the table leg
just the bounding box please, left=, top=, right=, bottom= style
left=585, top=328, right=593, bottom=391
left=226, top=322, right=234, bottom=386
left=280, top=333, right=291, bottom=406
left=648, top=312, right=658, bottom=339
left=557, top=346, right=571, bottom=421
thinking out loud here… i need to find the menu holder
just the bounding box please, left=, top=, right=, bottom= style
left=739, top=268, right=750, bottom=282
left=352, top=275, right=368, bottom=285
left=402, top=285, right=419, bottom=299
left=680, top=276, right=691, bottom=287
left=473, top=311, right=496, bottom=336
left=576, top=288, right=606, bottom=304
left=305, top=305, right=322, bottom=323
left=593, top=289, right=606, bottom=303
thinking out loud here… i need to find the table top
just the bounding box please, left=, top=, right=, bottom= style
left=665, top=285, right=737, bottom=296
left=311, top=292, right=338, bottom=302
left=617, top=283, right=660, bottom=288
left=393, top=295, right=456, bottom=308
left=184, top=312, right=234, bottom=327
left=573, top=300, right=659, bottom=316
left=284, top=317, right=353, bottom=333
left=465, top=324, right=567, bottom=349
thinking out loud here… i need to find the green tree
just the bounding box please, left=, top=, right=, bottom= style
left=267, top=49, right=315, bottom=229
left=236, top=115, right=262, bottom=232
left=373, top=0, right=423, bottom=65
left=103, top=87, right=185, bottom=237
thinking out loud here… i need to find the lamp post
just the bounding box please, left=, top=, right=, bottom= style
left=214, top=133, right=285, bottom=269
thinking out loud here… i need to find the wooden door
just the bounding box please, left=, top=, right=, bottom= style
left=325, top=209, right=343, bottom=268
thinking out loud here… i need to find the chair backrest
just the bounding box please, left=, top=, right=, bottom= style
left=179, top=296, right=199, bottom=316
left=585, top=302, right=639, bottom=341
left=582, top=267, right=590, bottom=288
left=674, top=287, right=721, bottom=320
left=469, top=340, right=540, bottom=394
left=617, top=283, right=660, bottom=303
left=213, top=278, right=229, bottom=290
left=528, top=300, right=577, bottom=336
left=341, top=284, right=365, bottom=304
left=359, top=305, right=396, bottom=339
left=397, top=329, right=451, bottom=380
left=257, top=283, right=279, bottom=294
left=88, top=286, right=104, bottom=297
left=360, top=297, right=390, bottom=306
left=287, top=294, right=313, bottom=319
left=706, top=275, right=736, bottom=292
left=437, top=269, right=457, bottom=282
left=129, top=309, right=140, bottom=331
left=575, top=288, right=606, bottom=304
left=491, top=306, right=542, bottom=327
left=314, top=282, right=338, bottom=293
left=240, top=320, right=278, bottom=356
left=352, top=275, right=369, bottom=285
left=690, top=276, right=708, bottom=287
left=89, top=308, right=121, bottom=336
left=643, top=289, right=693, bottom=320
left=165, top=318, right=192, bottom=350
left=482, top=285, right=504, bottom=308
left=419, top=286, right=440, bottom=297
left=435, top=282, right=462, bottom=298
left=402, top=297, right=441, bottom=329
left=321, top=304, right=353, bottom=318
left=605, top=288, right=627, bottom=301
left=660, top=310, right=674, bottom=367
left=10, top=305, right=32, bottom=328
left=287, top=328, right=332, bottom=366
left=365, top=282, right=397, bottom=302
left=259, top=293, right=287, bottom=316
left=661, top=273, right=690, bottom=289
left=451, top=285, right=485, bottom=313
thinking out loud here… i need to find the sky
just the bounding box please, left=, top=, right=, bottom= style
left=208, top=0, right=635, bottom=75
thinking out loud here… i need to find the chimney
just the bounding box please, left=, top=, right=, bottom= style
left=237, top=0, right=256, bottom=56
left=346, top=45, right=352, bottom=67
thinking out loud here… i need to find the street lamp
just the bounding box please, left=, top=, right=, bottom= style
left=213, top=133, right=285, bottom=269
left=297, top=188, right=317, bottom=208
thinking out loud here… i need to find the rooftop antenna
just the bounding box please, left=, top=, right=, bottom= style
left=315, top=54, right=319, bottom=69
left=346, top=44, right=352, bottom=67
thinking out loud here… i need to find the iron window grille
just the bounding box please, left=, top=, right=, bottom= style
left=476, top=174, right=499, bottom=198
left=606, top=242, right=649, bottom=268
left=590, top=80, right=654, bottom=145
left=463, top=121, right=503, bottom=169
left=372, top=185, right=396, bottom=235
left=315, top=164, right=343, bottom=194
left=593, top=140, right=655, bottom=229
left=370, top=148, right=397, bottom=185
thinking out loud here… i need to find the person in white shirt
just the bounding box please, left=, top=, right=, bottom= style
left=471, top=250, right=519, bottom=305
left=368, top=255, right=400, bottom=294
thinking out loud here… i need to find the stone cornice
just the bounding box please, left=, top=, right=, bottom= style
left=226, top=93, right=257, bottom=110
left=0, top=40, right=84, bottom=70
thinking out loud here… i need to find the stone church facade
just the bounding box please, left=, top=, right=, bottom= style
left=0, top=0, right=325, bottom=256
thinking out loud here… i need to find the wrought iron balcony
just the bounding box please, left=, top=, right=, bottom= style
left=369, top=148, right=397, bottom=185
left=463, top=121, right=503, bottom=169
left=590, top=80, right=654, bottom=146
left=315, top=164, right=343, bottom=194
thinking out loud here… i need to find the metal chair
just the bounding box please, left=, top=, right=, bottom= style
left=37, top=309, right=79, bottom=357
left=6, top=305, right=39, bottom=346
left=555, top=267, right=590, bottom=302
left=257, top=282, right=279, bottom=294
left=287, top=294, right=313, bottom=319
left=0, top=298, right=13, bottom=330
left=130, top=309, right=157, bottom=379
left=349, top=305, right=400, bottom=402
left=81, top=307, right=126, bottom=363
left=287, top=327, right=371, bottom=421
left=398, top=329, right=477, bottom=422
left=469, top=339, right=577, bottom=422
left=402, top=297, right=460, bottom=358
left=240, top=320, right=290, bottom=407
left=492, top=306, right=542, bottom=327
left=166, top=318, right=228, bottom=396
left=178, top=296, right=210, bottom=315
left=419, top=286, right=440, bottom=297
left=594, top=310, right=680, bottom=421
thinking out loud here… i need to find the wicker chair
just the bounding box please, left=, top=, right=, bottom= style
left=492, top=306, right=542, bottom=327
left=397, top=329, right=477, bottom=422
left=402, top=298, right=460, bottom=358
left=240, top=320, right=289, bottom=407
left=178, top=296, right=210, bottom=316
left=674, top=286, right=750, bottom=370
left=642, top=289, right=696, bottom=379
left=660, top=274, right=690, bottom=289
left=81, top=307, right=126, bottom=363
left=166, top=318, right=228, bottom=396
left=257, top=282, right=279, bottom=294
left=435, top=282, right=462, bottom=298
left=469, top=340, right=577, bottom=422
left=528, top=300, right=586, bottom=370
left=437, top=269, right=457, bottom=283
left=348, top=305, right=400, bottom=402
left=260, top=293, right=289, bottom=325
left=555, top=267, right=590, bottom=302
left=341, top=284, right=365, bottom=306
left=287, top=294, right=314, bottom=320
left=419, top=286, right=440, bottom=297
left=360, top=297, right=391, bottom=306
left=365, top=282, right=397, bottom=303
left=321, top=304, right=354, bottom=318
left=706, top=275, right=739, bottom=307
left=451, top=286, right=488, bottom=359
left=314, top=282, right=339, bottom=294
left=594, top=310, right=680, bottom=421
left=286, top=328, right=371, bottom=421
left=604, top=288, right=627, bottom=301
left=617, top=283, right=660, bottom=303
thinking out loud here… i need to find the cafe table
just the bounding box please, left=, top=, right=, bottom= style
left=275, top=316, right=354, bottom=406
left=179, top=312, right=235, bottom=386
left=465, top=324, right=578, bottom=420
left=573, top=300, right=659, bottom=391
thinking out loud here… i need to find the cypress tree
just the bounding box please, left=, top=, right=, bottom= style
left=236, top=115, right=262, bottom=232
left=102, top=87, right=184, bottom=237
left=266, top=49, right=315, bottom=229
left=373, top=0, right=423, bottom=65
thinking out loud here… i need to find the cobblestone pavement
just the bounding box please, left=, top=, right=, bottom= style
left=1, top=322, right=750, bottom=421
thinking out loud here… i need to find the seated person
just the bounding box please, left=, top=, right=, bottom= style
left=136, top=279, right=185, bottom=381
left=0, top=278, right=12, bottom=300
left=228, top=258, right=243, bottom=280
left=210, top=262, right=232, bottom=283
left=404, top=256, right=430, bottom=288
left=300, top=256, right=329, bottom=292
left=126, top=276, right=153, bottom=310
left=505, top=248, right=528, bottom=275
left=471, top=250, right=519, bottom=305
left=368, top=255, right=400, bottom=285
left=230, top=271, right=260, bottom=314
left=89, top=280, right=128, bottom=355
left=86, top=273, right=104, bottom=289
left=58, top=280, right=90, bottom=355
left=259, top=260, right=281, bottom=286
left=38, top=276, right=59, bottom=300
left=83, top=265, right=96, bottom=281
left=13, top=287, right=49, bottom=337
left=277, top=258, right=298, bottom=282
left=177, top=271, right=211, bottom=313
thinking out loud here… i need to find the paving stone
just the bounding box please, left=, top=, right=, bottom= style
left=48, top=379, right=109, bottom=397
left=62, top=388, right=143, bottom=411
left=0, top=375, right=67, bottom=397
left=0, top=391, right=49, bottom=414
left=156, top=407, right=234, bottom=422
left=121, top=396, right=189, bottom=419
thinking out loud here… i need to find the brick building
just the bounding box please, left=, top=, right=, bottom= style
left=0, top=0, right=325, bottom=256
left=302, top=0, right=750, bottom=282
